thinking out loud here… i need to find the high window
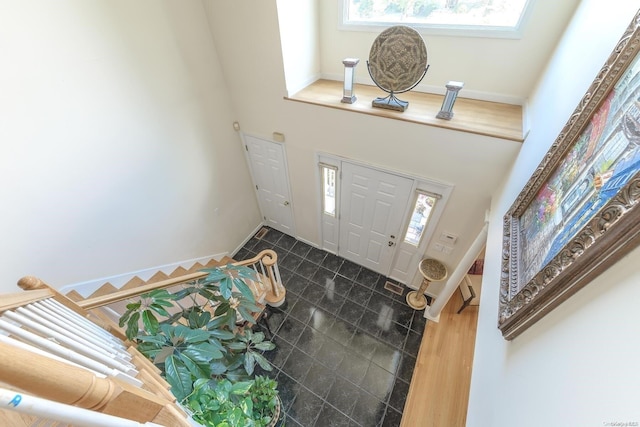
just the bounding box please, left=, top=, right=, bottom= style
left=341, top=0, right=531, bottom=37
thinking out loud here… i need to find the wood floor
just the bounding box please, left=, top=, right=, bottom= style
left=401, top=291, right=480, bottom=427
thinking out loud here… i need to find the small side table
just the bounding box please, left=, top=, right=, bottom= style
left=406, top=258, right=448, bottom=310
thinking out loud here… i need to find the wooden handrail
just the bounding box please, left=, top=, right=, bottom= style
left=78, top=249, right=284, bottom=309
left=0, top=342, right=181, bottom=424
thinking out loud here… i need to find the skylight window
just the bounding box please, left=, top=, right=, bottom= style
left=341, top=0, right=531, bottom=37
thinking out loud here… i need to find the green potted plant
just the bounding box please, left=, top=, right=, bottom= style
left=186, top=375, right=281, bottom=427
left=118, top=264, right=282, bottom=425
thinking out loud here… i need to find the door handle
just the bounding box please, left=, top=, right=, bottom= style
left=390, top=235, right=396, bottom=239
left=388, top=241, right=395, bottom=247
left=284, top=201, right=290, bottom=206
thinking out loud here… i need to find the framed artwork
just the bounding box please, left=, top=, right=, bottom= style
left=499, top=10, right=640, bottom=340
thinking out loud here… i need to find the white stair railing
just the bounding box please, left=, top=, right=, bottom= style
left=0, top=387, right=165, bottom=427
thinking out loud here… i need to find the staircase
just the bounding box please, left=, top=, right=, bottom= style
left=0, top=249, right=285, bottom=426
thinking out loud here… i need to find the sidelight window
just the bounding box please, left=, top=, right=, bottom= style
left=404, top=191, right=438, bottom=246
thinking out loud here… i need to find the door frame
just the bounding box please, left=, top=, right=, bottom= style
left=241, top=133, right=297, bottom=236
left=315, top=152, right=454, bottom=285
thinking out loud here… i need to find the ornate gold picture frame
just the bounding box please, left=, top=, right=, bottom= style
left=499, top=10, right=640, bottom=340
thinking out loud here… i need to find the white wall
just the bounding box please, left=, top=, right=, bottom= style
left=318, top=0, right=581, bottom=103
left=468, top=2, right=640, bottom=426
left=205, top=0, right=522, bottom=281
left=0, top=0, right=261, bottom=293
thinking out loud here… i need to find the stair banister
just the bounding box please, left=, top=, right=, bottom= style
left=0, top=387, right=164, bottom=427
left=0, top=341, right=189, bottom=426
left=75, top=249, right=286, bottom=309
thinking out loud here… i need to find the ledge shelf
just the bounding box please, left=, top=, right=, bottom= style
left=285, top=79, right=524, bottom=143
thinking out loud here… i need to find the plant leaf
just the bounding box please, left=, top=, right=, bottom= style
left=125, top=311, right=141, bottom=340
left=254, top=341, right=276, bottom=351
left=141, top=310, right=159, bottom=334
left=164, top=355, right=193, bottom=401
left=243, top=352, right=255, bottom=375
left=230, top=381, right=253, bottom=395
left=232, top=277, right=255, bottom=302
left=252, top=351, right=273, bottom=371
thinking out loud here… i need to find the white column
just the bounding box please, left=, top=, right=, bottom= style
left=424, top=221, right=489, bottom=322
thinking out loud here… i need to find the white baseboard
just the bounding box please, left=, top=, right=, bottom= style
left=59, top=252, right=228, bottom=298
left=231, top=223, right=266, bottom=256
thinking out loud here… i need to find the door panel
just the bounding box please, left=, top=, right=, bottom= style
left=339, top=163, right=413, bottom=275
left=244, top=135, right=295, bottom=235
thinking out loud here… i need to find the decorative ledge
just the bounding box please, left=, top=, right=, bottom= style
left=285, top=79, right=524, bottom=142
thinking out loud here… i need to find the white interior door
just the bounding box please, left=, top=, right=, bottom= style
left=244, top=135, right=295, bottom=235
left=339, top=162, right=413, bottom=275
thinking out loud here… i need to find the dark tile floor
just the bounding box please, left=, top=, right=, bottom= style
left=235, top=227, right=428, bottom=427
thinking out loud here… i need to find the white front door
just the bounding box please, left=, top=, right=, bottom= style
left=244, top=135, right=295, bottom=235
left=339, top=162, right=414, bottom=275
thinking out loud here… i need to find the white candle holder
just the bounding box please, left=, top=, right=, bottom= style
left=341, top=58, right=360, bottom=104
left=436, top=81, right=464, bottom=120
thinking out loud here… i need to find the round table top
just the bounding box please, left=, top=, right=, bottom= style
left=418, top=258, right=448, bottom=282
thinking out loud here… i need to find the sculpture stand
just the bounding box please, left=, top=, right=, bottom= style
left=372, top=93, right=409, bottom=112
left=406, top=258, right=448, bottom=310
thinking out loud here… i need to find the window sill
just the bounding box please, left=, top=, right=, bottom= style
left=285, top=79, right=524, bottom=143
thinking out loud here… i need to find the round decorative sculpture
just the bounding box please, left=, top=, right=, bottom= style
left=367, top=25, right=428, bottom=111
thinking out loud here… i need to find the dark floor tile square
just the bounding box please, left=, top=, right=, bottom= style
left=286, top=274, right=311, bottom=296
left=338, top=260, right=361, bottom=280
left=296, top=326, right=326, bottom=358
left=361, top=363, right=395, bottom=401
left=382, top=406, right=403, bottom=427
left=254, top=239, right=274, bottom=253
left=321, top=253, right=343, bottom=271
left=317, top=293, right=344, bottom=315
left=262, top=309, right=287, bottom=335
left=371, top=341, right=402, bottom=375
left=410, top=310, right=427, bottom=333
left=338, top=351, right=370, bottom=386
left=325, top=318, right=356, bottom=346
left=264, top=335, right=293, bottom=369
left=332, top=275, right=354, bottom=297
left=289, top=387, right=324, bottom=427
left=367, top=292, right=395, bottom=313
left=350, top=390, right=386, bottom=427
left=396, top=353, right=416, bottom=383
left=355, top=267, right=382, bottom=288
left=279, top=267, right=296, bottom=286
left=390, top=300, right=415, bottom=328
left=379, top=323, right=409, bottom=349
left=301, top=282, right=327, bottom=304
left=312, top=267, right=336, bottom=287
left=244, top=237, right=261, bottom=250
left=387, top=378, right=409, bottom=412
left=346, top=282, right=373, bottom=307
left=233, top=247, right=253, bottom=261
left=262, top=228, right=284, bottom=244
left=315, top=403, right=352, bottom=427
left=306, top=247, right=327, bottom=265
left=290, top=241, right=313, bottom=258
left=315, top=337, right=346, bottom=370
left=303, top=362, right=336, bottom=399
left=297, top=259, right=320, bottom=280
left=349, top=330, right=379, bottom=360
left=277, top=371, right=302, bottom=412
left=281, top=252, right=304, bottom=271
left=337, top=302, right=365, bottom=325
left=308, top=308, right=335, bottom=334
left=277, top=316, right=306, bottom=345
left=282, top=348, right=313, bottom=381
left=358, top=310, right=385, bottom=337
left=404, top=330, right=422, bottom=356
left=276, top=234, right=298, bottom=251
left=326, top=376, right=360, bottom=416
left=285, top=414, right=303, bottom=427
left=289, top=298, right=317, bottom=325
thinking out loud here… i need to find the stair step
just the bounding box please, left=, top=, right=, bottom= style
left=88, top=283, right=118, bottom=299
left=120, top=276, right=146, bottom=291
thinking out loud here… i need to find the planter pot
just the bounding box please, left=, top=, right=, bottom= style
left=267, top=396, right=283, bottom=427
